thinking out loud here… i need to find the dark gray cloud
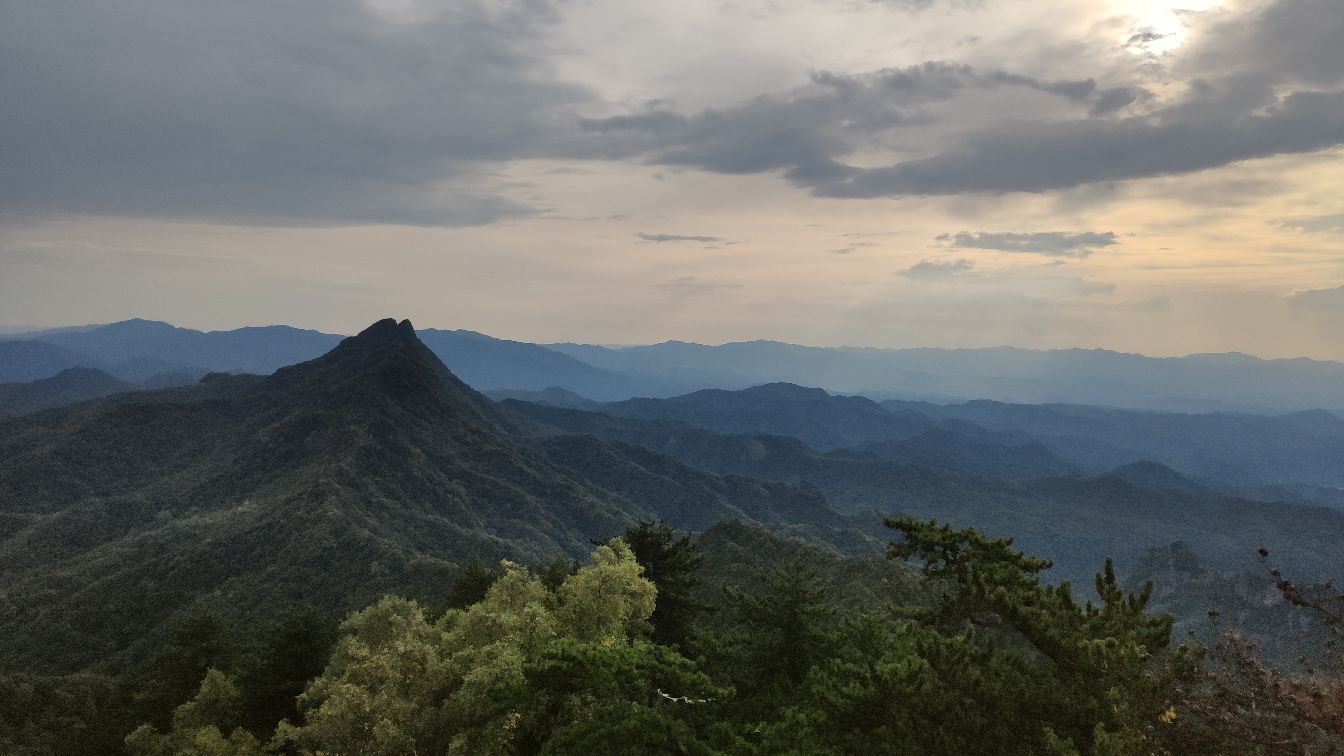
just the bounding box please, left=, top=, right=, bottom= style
left=831, top=242, right=876, bottom=255
left=578, top=61, right=1135, bottom=186
left=899, top=258, right=976, bottom=278
left=0, top=0, right=584, bottom=226
left=5, top=0, right=1340, bottom=225
left=939, top=231, right=1117, bottom=258
left=815, top=89, right=1344, bottom=197
left=637, top=233, right=724, bottom=243
left=577, top=0, right=1344, bottom=200
left=1184, top=0, right=1344, bottom=89
left=653, top=276, right=742, bottom=294
left=1126, top=29, right=1170, bottom=50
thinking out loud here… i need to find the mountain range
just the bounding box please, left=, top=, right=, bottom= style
left=9, top=318, right=1344, bottom=412
left=4, top=315, right=1343, bottom=756
left=0, top=320, right=860, bottom=676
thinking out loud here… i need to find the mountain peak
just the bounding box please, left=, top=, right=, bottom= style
left=317, top=318, right=423, bottom=364
left=353, top=318, right=417, bottom=343
left=269, top=317, right=508, bottom=433
left=744, top=382, right=830, bottom=399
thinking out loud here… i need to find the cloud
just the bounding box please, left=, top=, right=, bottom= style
left=653, top=276, right=741, bottom=295
left=831, top=242, right=876, bottom=255
left=637, top=232, right=724, bottom=243
left=1287, top=285, right=1344, bottom=313
left=897, top=258, right=1114, bottom=298
left=0, top=0, right=585, bottom=226
left=899, top=259, right=976, bottom=278
left=573, top=1, right=1344, bottom=201
left=577, top=61, right=1135, bottom=187
left=1282, top=213, right=1344, bottom=234
left=938, top=231, right=1118, bottom=257
left=1183, top=0, right=1344, bottom=89
left=1125, top=29, right=1170, bottom=50
left=5, top=0, right=1341, bottom=228
left=815, top=89, right=1344, bottom=197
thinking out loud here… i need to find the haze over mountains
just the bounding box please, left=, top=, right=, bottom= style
left=7, top=318, right=1344, bottom=412
left=7, top=318, right=1344, bottom=501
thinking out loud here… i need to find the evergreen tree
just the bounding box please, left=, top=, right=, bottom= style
left=623, top=520, right=708, bottom=649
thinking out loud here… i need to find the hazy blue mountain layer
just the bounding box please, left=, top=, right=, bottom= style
left=502, top=397, right=1344, bottom=586
left=547, top=339, right=1344, bottom=413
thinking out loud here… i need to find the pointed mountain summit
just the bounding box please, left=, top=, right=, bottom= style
left=264, top=317, right=507, bottom=432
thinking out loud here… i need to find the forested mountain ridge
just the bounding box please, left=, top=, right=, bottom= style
left=602, top=382, right=935, bottom=451
left=558, top=379, right=1344, bottom=497
left=0, top=319, right=857, bottom=678
left=0, top=367, right=138, bottom=415
left=502, top=398, right=1344, bottom=585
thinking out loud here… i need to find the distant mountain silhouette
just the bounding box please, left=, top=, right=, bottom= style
left=4, top=320, right=694, bottom=399
left=898, top=399, right=1344, bottom=490
left=601, top=382, right=934, bottom=451
left=0, top=340, right=90, bottom=382
left=16, top=319, right=342, bottom=376
left=417, top=329, right=684, bottom=400
left=0, top=367, right=137, bottom=414
left=484, top=386, right=602, bottom=409
left=548, top=340, right=1344, bottom=413
left=13, top=317, right=1344, bottom=411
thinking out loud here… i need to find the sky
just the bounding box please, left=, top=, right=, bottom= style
left=1, top=0, right=1342, bottom=358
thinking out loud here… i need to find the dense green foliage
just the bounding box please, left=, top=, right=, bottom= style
left=5, top=515, right=1340, bottom=754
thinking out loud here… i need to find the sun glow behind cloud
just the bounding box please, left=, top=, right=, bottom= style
left=1115, top=0, right=1223, bottom=54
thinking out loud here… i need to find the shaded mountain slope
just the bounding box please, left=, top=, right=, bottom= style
left=484, top=386, right=602, bottom=409
left=0, top=368, right=138, bottom=415
left=500, top=398, right=1344, bottom=586
left=897, top=399, right=1344, bottom=489
left=850, top=426, right=1077, bottom=480
left=602, top=382, right=933, bottom=451
left=1128, top=542, right=1326, bottom=667
left=583, top=382, right=1071, bottom=478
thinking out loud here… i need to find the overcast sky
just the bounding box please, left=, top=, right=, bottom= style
left=2, top=0, right=1342, bottom=358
